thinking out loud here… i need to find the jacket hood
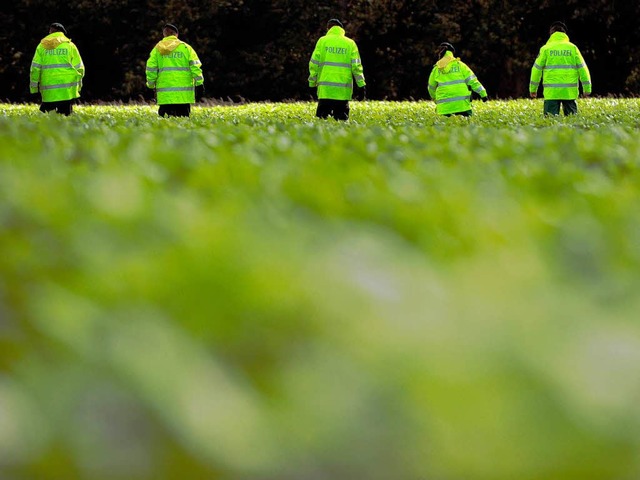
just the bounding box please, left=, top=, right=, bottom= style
left=41, top=32, right=70, bottom=50
left=156, top=36, right=183, bottom=54
left=547, top=31, right=570, bottom=44
left=327, top=26, right=345, bottom=36
left=436, top=51, right=458, bottom=71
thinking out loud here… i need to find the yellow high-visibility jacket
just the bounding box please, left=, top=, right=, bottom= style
left=309, top=26, right=365, bottom=101
left=30, top=32, right=85, bottom=102
left=428, top=51, right=487, bottom=115
left=146, top=36, right=204, bottom=105
left=530, top=32, right=592, bottom=100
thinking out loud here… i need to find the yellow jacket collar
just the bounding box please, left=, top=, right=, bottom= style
left=436, top=51, right=458, bottom=70
left=41, top=32, right=70, bottom=49
left=157, top=36, right=183, bottom=54
left=547, top=31, right=570, bottom=44
left=327, top=26, right=345, bottom=36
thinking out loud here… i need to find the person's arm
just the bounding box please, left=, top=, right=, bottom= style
left=351, top=42, right=365, bottom=87
left=29, top=47, right=42, bottom=94
left=71, top=43, right=85, bottom=92
left=146, top=47, right=159, bottom=89
left=464, top=64, right=487, bottom=99
left=308, top=39, right=323, bottom=87
left=427, top=68, right=437, bottom=100
left=576, top=47, right=591, bottom=96
left=530, top=49, right=545, bottom=98
left=188, top=44, right=204, bottom=86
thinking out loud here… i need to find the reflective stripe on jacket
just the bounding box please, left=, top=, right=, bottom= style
left=309, top=26, right=365, bottom=101
left=146, top=36, right=204, bottom=105
left=30, top=32, right=85, bottom=102
left=530, top=32, right=591, bottom=100
left=428, top=51, right=486, bottom=115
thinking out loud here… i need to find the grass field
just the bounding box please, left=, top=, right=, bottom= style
left=1, top=99, right=640, bottom=480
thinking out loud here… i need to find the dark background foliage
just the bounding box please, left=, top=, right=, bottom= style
left=1, top=0, right=639, bottom=102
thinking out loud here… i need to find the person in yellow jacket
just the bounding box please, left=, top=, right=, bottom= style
left=308, top=19, right=366, bottom=121
left=29, top=23, right=85, bottom=116
left=530, top=21, right=592, bottom=116
left=428, top=42, right=487, bottom=117
left=146, top=24, right=204, bottom=118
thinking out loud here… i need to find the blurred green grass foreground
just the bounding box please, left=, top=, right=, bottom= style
left=1, top=100, right=640, bottom=480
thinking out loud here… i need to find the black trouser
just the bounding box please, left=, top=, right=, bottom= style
left=158, top=104, right=191, bottom=118
left=316, top=99, right=350, bottom=121
left=544, top=100, right=578, bottom=116
left=40, top=100, right=74, bottom=116
left=444, top=110, right=472, bottom=117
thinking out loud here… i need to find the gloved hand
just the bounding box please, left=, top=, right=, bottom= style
left=195, top=84, right=205, bottom=101
left=482, top=96, right=488, bottom=102
left=355, top=85, right=366, bottom=101
left=142, top=88, right=155, bottom=102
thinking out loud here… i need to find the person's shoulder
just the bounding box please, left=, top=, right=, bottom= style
left=535, top=44, right=549, bottom=58
left=539, top=40, right=551, bottom=50
left=344, top=36, right=360, bottom=50
left=185, top=42, right=200, bottom=55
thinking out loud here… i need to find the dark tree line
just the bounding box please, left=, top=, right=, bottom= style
left=1, top=0, right=639, bottom=102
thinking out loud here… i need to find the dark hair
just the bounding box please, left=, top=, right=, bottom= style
left=327, top=18, right=344, bottom=28
left=49, top=23, right=67, bottom=34
left=550, top=21, right=567, bottom=33
left=438, top=42, right=455, bottom=55
left=163, top=23, right=179, bottom=35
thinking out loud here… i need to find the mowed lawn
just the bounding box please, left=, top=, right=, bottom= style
left=1, top=99, right=640, bottom=480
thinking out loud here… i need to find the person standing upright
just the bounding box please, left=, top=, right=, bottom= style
left=308, top=19, right=366, bottom=121
left=29, top=23, right=85, bottom=116
left=428, top=42, right=488, bottom=117
left=146, top=24, right=204, bottom=118
left=529, top=21, right=592, bottom=116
